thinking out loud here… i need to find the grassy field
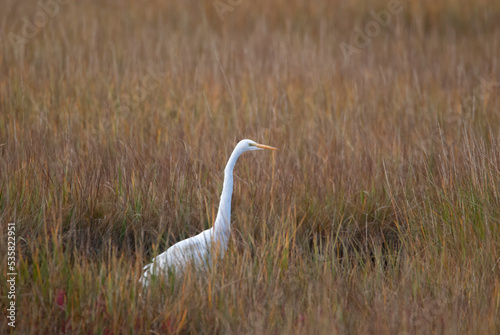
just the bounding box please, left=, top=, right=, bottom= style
left=1, top=0, right=500, bottom=333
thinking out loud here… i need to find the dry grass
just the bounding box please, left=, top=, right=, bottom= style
left=1, top=0, right=500, bottom=333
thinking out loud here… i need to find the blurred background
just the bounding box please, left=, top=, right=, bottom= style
left=1, top=0, right=499, bottom=333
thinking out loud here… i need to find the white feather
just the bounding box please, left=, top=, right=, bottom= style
left=140, top=139, right=277, bottom=286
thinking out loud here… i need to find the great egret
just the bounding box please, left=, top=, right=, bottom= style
left=140, top=139, right=277, bottom=286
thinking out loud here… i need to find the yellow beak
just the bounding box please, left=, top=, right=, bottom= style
left=254, top=143, right=278, bottom=151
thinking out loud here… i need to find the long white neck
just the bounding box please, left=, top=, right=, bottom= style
left=213, top=147, right=243, bottom=241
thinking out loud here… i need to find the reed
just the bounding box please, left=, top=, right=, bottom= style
left=1, top=0, right=499, bottom=333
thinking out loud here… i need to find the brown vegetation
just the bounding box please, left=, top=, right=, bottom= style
left=1, top=0, right=499, bottom=333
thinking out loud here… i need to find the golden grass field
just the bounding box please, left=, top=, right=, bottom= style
left=1, top=0, right=500, bottom=333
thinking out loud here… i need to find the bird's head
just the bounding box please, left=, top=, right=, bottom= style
left=238, top=139, right=278, bottom=153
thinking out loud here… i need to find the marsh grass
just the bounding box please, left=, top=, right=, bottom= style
left=1, top=0, right=500, bottom=333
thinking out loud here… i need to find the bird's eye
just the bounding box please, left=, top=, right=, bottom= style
left=248, top=143, right=255, bottom=147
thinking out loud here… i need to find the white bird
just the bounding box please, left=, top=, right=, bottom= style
left=140, top=139, right=277, bottom=286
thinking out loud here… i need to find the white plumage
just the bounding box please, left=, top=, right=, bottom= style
left=140, top=139, right=277, bottom=286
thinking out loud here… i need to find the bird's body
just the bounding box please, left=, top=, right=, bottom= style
left=140, top=227, right=226, bottom=282
left=140, top=139, right=277, bottom=286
